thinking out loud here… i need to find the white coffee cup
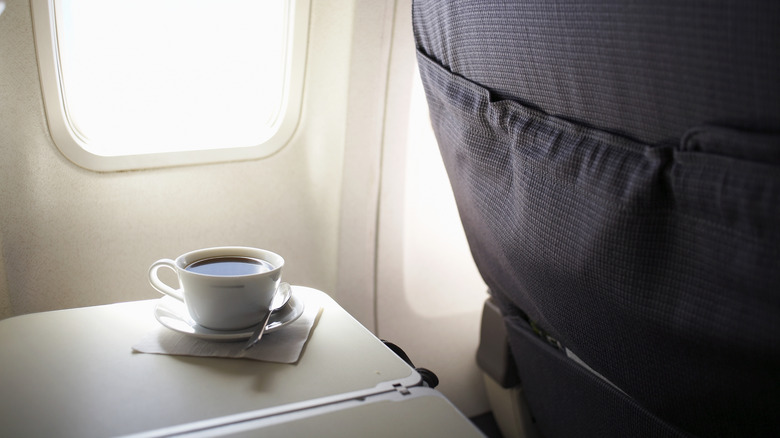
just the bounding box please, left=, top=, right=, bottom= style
left=148, top=246, right=285, bottom=331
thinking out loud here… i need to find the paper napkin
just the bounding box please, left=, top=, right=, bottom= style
left=132, top=302, right=322, bottom=364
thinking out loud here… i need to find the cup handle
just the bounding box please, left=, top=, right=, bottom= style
left=148, top=259, right=184, bottom=302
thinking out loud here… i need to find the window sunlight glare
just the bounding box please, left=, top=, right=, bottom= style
left=55, top=0, right=288, bottom=156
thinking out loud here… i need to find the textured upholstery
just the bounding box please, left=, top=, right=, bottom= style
left=412, top=1, right=780, bottom=437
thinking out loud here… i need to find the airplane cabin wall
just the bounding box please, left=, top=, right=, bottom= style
left=334, top=0, right=491, bottom=416
left=373, top=1, right=490, bottom=416
left=0, top=0, right=357, bottom=317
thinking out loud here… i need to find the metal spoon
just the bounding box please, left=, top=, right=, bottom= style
left=242, top=282, right=292, bottom=351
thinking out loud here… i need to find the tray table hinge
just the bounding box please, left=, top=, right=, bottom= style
left=392, top=383, right=411, bottom=396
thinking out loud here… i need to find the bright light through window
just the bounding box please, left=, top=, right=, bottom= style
left=31, top=0, right=309, bottom=171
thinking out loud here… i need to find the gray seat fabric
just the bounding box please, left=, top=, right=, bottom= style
left=412, top=1, right=780, bottom=437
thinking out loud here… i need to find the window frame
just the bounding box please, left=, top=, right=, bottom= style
left=30, top=0, right=310, bottom=172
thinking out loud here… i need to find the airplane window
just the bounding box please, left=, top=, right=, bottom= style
left=31, top=0, right=309, bottom=171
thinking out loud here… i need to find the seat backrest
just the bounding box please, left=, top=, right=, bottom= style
left=413, top=1, right=780, bottom=436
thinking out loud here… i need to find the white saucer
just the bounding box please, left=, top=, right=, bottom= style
left=154, top=293, right=305, bottom=342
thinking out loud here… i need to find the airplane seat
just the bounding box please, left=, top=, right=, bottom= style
left=412, top=1, right=780, bottom=437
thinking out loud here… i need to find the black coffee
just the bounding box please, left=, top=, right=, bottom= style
left=185, top=256, right=273, bottom=276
